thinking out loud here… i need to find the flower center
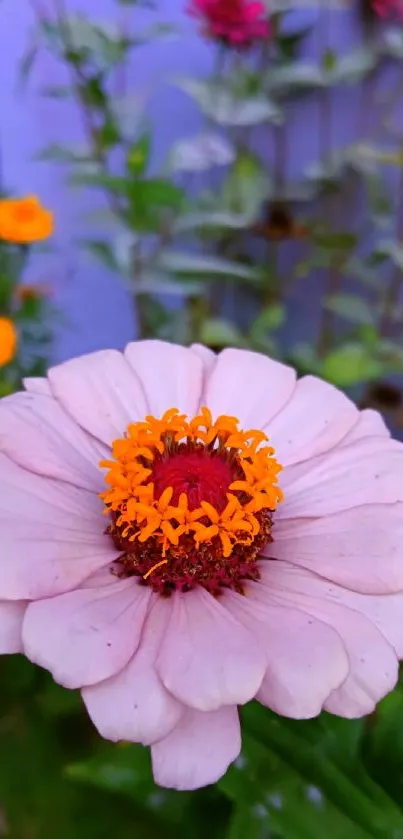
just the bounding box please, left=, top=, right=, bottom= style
left=152, top=449, right=235, bottom=512
left=100, top=407, right=283, bottom=596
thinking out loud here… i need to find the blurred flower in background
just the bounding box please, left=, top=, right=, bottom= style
left=0, top=317, right=17, bottom=368
left=187, top=0, right=270, bottom=47
left=0, top=195, right=54, bottom=393
left=14, top=281, right=51, bottom=304
left=0, top=195, right=54, bottom=244
left=372, top=0, right=403, bottom=16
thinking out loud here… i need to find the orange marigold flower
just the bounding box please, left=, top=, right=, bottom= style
left=0, top=317, right=17, bottom=367
left=0, top=195, right=54, bottom=244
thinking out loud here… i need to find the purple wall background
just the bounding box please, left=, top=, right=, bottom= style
left=0, top=2, right=367, bottom=363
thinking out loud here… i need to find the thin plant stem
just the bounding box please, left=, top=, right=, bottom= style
left=264, top=120, right=287, bottom=310
left=317, top=6, right=339, bottom=359
left=263, top=242, right=279, bottom=308
left=379, top=160, right=403, bottom=337
left=31, top=0, right=154, bottom=338
left=115, top=4, right=131, bottom=98
left=273, top=121, right=286, bottom=195
left=132, top=241, right=149, bottom=339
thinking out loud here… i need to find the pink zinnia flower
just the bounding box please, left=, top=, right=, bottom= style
left=1, top=341, right=403, bottom=790
left=188, top=0, right=270, bottom=48
left=372, top=0, right=403, bottom=16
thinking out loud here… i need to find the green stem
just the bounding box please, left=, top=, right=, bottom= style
left=131, top=243, right=148, bottom=339
left=243, top=707, right=403, bottom=839
left=317, top=258, right=342, bottom=358
left=316, top=6, right=337, bottom=358
left=379, top=158, right=403, bottom=337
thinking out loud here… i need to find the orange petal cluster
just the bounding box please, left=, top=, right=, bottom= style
left=101, top=407, right=283, bottom=561
left=0, top=318, right=17, bottom=368
left=0, top=195, right=53, bottom=244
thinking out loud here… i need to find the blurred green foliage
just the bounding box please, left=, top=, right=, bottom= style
left=0, top=237, right=55, bottom=394
left=20, top=0, right=403, bottom=429
left=3, top=654, right=403, bottom=838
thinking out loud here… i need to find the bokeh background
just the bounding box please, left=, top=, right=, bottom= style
left=2, top=1, right=403, bottom=837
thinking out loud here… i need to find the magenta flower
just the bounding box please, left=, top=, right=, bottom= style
left=1, top=341, right=403, bottom=790
left=372, top=0, right=403, bottom=16
left=188, top=0, right=270, bottom=48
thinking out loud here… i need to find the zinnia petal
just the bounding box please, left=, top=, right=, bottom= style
left=0, top=600, right=26, bottom=653
left=270, top=503, right=403, bottom=594
left=48, top=350, right=148, bottom=445
left=224, top=588, right=348, bottom=718
left=23, top=376, right=52, bottom=396
left=22, top=577, right=151, bottom=689
left=156, top=588, right=266, bottom=711
left=204, top=347, right=296, bottom=430
left=0, top=453, right=116, bottom=599
left=268, top=375, right=358, bottom=466
left=0, top=339, right=401, bottom=792
left=258, top=562, right=398, bottom=718
left=125, top=340, right=203, bottom=416
left=340, top=408, right=390, bottom=444
left=279, top=438, right=403, bottom=519
left=323, top=586, right=403, bottom=658
left=0, top=391, right=105, bottom=490
left=190, top=343, right=217, bottom=380
left=82, top=598, right=184, bottom=745
left=151, top=705, right=241, bottom=790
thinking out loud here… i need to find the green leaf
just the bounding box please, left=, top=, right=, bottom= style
left=176, top=79, right=283, bottom=127
left=131, top=22, right=179, bottom=47
left=251, top=304, right=286, bottom=336
left=375, top=239, right=403, bottom=270
left=70, top=171, right=129, bottom=193
left=36, top=144, right=94, bottom=164
left=324, top=294, right=375, bottom=326
left=80, top=74, right=107, bottom=110
left=110, top=94, right=145, bottom=140
left=266, top=62, right=326, bottom=96
left=362, top=688, right=403, bottom=806
left=66, top=744, right=153, bottom=798
left=83, top=239, right=119, bottom=271
left=275, top=22, right=314, bottom=62
left=314, top=231, right=357, bottom=251
left=19, top=36, right=39, bottom=88
left=381, top=26, right=403, bottom=60
left=377, top=339, right=403, bottom=372
left=334, top=46, right=378, bottom=84
left=127, top=133, right=151, bottom=176
left=242, top=705, right=403, bottom=839
left=66, top=742, right=230, bottom=839
left=200, top=318, right=245, bottom=348
left=226, top=804, right=270, bottom=839
left=220, top=722, right=372, bottom=839
left=167, top=132, right=235, bottom=174
left=322, top=344, right=382, bottom=387
left=173, top=210, right=249, bottom=234
left=322, top=49, right=338, bottom=73
left=43, top=16, right=133, bottom=68
left=156, top=251, right=261, bottom=283
left=127, top=179, right=185, bottom=231
left=221, top=151, right=270, bottom=222
left=97, top=117, right=121, bottom=150
left=135, top=179, right=184, bottom=208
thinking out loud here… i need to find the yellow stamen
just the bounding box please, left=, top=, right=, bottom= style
left=143, top=559, right=168, bottom=579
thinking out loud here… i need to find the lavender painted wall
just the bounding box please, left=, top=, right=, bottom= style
left=0, top=1, right=367, bottom=362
